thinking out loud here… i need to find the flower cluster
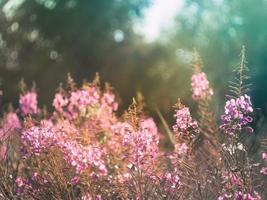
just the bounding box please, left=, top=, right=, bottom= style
left=222, top=171, right=241, bottom=186
left=172, top=106, right=198, bottom=136
left=21, top=126, right=55, bottom=155
left=260, top=152, right=267, bottom=175
left=120, top=118, right=160, bottom=172
left=218, top=191, right=261, bottom=200
left=0, top=112, right=21, bottom=140
left=53, top=87, right=101, bottom=119
left=82, top=193, right=102, bottom=200
left=191, top=72, right=213, bottom=100
left=161, top=169, right=181, bottom=190
left=19, top=91, right=39, bottom=115
left=59, top=141, right=107, bottom=175
left=15, top=177, right=38, bottom=198
left=220, top=95, right=254, bottom=135
left=0, top=68, right=265, bottom=199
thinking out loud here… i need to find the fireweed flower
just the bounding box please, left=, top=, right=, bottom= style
left=0, top=112, right=21, bottom=140
left=70, top=176, right=79, bottom=185
left=260, top=152, right=267, bottom=175
left=53, top=87, right=100, bottom=119
left=172, top=106, right=198, bottom=136
left=191, top=72, right=213, bottom=100
left=15, top=177, right=35, bottom=197
left=82, top=193, right=102, bottom=200
left=234, top=191, right=261, bottom=200
left=2, top=112, right=21, bottom=132
left=121, top=118, right=160, bottom=171
left=100, top=92, right=118, bottom=113
left=58, top=141, right=107, bottom=175
left=262, top=152, right=267, bottom=160
left=220, top=95, right=254, bottom=135
left=21, top=126, right=55, bottom=155
left=68, top=87, right=100, bottom=118
left=52, top=93, right=68, bottom=114
left=222, top=171, right=241, bottom=186
left=260, top=167, right=267, bottom=175
left=218, top=191, right=261, bottom=200
left=32, top=172, right=48, bottom=185
left=19, top=91, right=39, bottom=115
left=161, top=168, right=181, bottom=190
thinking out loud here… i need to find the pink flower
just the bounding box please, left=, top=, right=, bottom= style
left=121, top=120, right=160, bottom=171
left=260, top=167, right=267, bottom=175
left=82, top=194, right=102, bottom=200
left=70, top=176, right=79, bottom=185
left=222, top=171, right=241, bottom=186
left=162, top=169, right=181, bottom=190
left=19, top=92, right=39, bottom=115
left=53, top=93, right=68, bottom=113
left=68, top=88, right=99, bottom=113
left=262, top=152, right=267, bottom=160
left=15, top=177, right=26, bottom=187
left=101, top=92, right=118, bottom=112
left=173, top=107, right=198, bottom=135
left=58, top=141, right=107, bottom=175
left=21, top=126, right=55, bottom=155
left=191, top=72, right=213, bottom=100
left=0, top=112, right=21, bottom=141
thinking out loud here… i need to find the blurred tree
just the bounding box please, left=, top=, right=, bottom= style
left=1, top=0, right=267, bottom=121
left=0, top=0, right=152, bottom=111
left=167, top=0, right=267, bottom=114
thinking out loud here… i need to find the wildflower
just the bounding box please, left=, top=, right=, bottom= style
left=2, top=112, right=21, bottom=132
left=16, top=177, right=26, bottom=187
left=172, top=106, right=198, bottom=135
left=218, top=191, right=261, bottom=200
left=222, top=171, right=241, bottom=186
left=19, top=91, right=39, bottom=115
left=82, top=193, right=92, bottom=200
left=52, top=93, right=68, bottom=114
left=68, top=88, right=99, bottom=116
left=58, top=141, right=107, bottom=175
left=162, top=169, right=181, bottom=190
left=234, top=191, right=261, bottom=200
left=70, top=176, right=79, bottom=185
left=32, top=172, right=48, bottom=184
left=262, top=152, right=267, bottom=160
left=15, top=177, right=35, bottom=197
left=260, top=167, right=267, bottom=175
left=21, top=126, right=55, bottom=155
left=220, top=95, right=253, bottom=135
left=191, top=72, right=213, bottom=100
left=82, top=194, right=102, bottom=200
left=121, top=119, right=160, bottom=171
left=100, top=92, right=118, bottom=112
left=0, top=112, right=21, bottom=142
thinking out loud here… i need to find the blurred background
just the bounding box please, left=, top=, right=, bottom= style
left=0, top=0, right=267, bottom=120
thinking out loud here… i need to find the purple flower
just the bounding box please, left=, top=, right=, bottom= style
left=220, top=94, right=253, bottom=135
left=21, top=126, right=55, bottom=155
